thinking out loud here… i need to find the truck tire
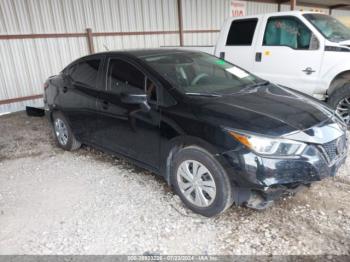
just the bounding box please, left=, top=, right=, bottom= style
left=328, top=83, right=350, bottom=124
left=170, top=146, right=233, bottom=217
left=52, top=111, right=81, bottom=151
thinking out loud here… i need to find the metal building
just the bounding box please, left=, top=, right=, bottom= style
left=1, top=0, right=350, bottom=113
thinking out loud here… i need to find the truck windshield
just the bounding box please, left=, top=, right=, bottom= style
left=140, top=52, right=261, bottom=95
left=304, top=13, right=350, bottom=42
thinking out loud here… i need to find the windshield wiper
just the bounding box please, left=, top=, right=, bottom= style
left=232, top=80, right=270, bottom=95
left=185, top=92, right=222, bottom=97
left=245, top=80, right=270, bottom=89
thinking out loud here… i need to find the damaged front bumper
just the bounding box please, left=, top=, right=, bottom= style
left=218, top=140, right=348, bottom=210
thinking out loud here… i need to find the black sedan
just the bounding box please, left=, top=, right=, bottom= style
left=44, top=49, right=348, bottom=217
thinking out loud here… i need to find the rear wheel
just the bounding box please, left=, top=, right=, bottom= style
left=52, top=112, right=81, bottom=151
left=328, top=83, right=350, bottom=124
left=171, top=146, right=233, bottom=217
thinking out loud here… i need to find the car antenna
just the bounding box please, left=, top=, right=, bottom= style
left=103, top=44, right=109, bottom=51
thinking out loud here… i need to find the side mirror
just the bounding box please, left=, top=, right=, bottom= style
left=120, top=92, right=151, bottom=112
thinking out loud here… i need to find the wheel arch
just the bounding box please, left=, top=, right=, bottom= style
left=161, top=135, right=221, bottom=186
left=48, top=108, right=58, bottom=123
left=327, top=70, right=350, bottom=96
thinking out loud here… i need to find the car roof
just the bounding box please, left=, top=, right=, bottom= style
left=94, top=48, right=196, bottom=59
left=63, top=49, right=198, bottom=72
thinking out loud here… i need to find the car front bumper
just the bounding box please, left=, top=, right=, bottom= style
left=217, top=142, right=347, bottom=208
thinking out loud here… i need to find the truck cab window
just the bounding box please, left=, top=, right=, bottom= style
left=263, top=16, right=317, bottom=50
left=226, top=19, right=258, bottom=46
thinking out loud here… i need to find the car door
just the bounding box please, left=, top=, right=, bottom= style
left=215, top=17, right=259, bottom=72
left=59, top=57, right=103, bottom=142
left=94, top=57, right=161, bottom=170
left=252, top=15, right=324, bottom=96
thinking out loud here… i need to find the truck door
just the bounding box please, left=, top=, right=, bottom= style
left=252, top=15, right=324, bottom=97
left=215, top=18, right=259, bottom=72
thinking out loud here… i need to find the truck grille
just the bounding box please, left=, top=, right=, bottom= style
left=320, top=136, right=346, bottom=164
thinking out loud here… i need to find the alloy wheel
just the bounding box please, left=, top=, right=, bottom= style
left=336, top=97, right=350, bottom=124
left=176, top=160, right=217, bottom=207
left=54, top=118, right=69, bottom=146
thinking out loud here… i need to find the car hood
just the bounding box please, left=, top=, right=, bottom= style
left=191, top=84, right=335, bottom=136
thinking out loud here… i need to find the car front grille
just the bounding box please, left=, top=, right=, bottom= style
left=320, top=136, right=347, bottom=164
left=323, top=140, right=338, bottom=162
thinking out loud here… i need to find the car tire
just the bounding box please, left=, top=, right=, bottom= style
left=52, top=111, right=81, bottom=151
left=170, top=146, right=233, bottom=217
left=328, top=83, right=350, bottom=124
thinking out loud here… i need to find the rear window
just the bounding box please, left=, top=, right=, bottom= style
left=226, top=19, right=258, bottom=46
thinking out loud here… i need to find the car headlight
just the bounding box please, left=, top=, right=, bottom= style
left=228, top=130, right=307, bottom=156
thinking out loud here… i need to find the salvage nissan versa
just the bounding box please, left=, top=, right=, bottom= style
left=44, top=49, right=348, bottom=217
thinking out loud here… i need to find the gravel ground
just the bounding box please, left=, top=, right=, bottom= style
left=0, top=112, right=349, bottom=255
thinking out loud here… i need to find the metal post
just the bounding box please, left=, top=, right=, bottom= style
left=290, top=0, right=296, bottom=10
left=86, top=28, right=95, bottom=54
left=177, top=0, right=184, bottom=46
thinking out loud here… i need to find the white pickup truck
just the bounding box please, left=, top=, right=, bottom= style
left=181, top=11, right=350, bottom=123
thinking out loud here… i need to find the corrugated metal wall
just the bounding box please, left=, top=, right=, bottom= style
left=246, top=1, right=278, bottom=15
left=182, top=0, right=228, bottom=46
left=181, top=0, right=278, bottom=46
left=1, top=0, right=350, bottom=113
left=0, top=0, right=180, bottom=113
left=93, top=0, right=179, bottom=51
left=0, top=0, right=179, bottom=34
left=333, top=9, right=350, bottom=17
left=0, top=37, right=88, bottom=113
left=280, top=4, right=329, bottom=13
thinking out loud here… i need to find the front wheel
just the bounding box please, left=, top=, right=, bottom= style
left=170, top=146, right=233, bottom=217
left=328, top=83, right=350, bottom=124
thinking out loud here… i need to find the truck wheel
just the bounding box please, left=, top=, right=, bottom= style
left=52, top=111, right=81, bottom=151
left=170, top=146, right=233, bottom=217
left=328, top=83, right=350, bottom=124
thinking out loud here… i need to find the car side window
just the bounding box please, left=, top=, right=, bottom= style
left=107, top=59, right=145, bottom=94
left=263, top=16, right=319, bottom=50
left=146, top=78, right=157, bottom=103
left=226, top=19, right=258, bottom=46
left=69, top=59, right=101, bottom=88
left=107, top=58, right=157, bottom=103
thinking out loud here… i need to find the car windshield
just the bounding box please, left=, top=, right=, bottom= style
left=304, top=13, right=350, bottom=42
left=140, top=52, right=261, bottom=95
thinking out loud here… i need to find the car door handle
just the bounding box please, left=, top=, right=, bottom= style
left=62, top=86, right=68, bottom=93
left=255, top=52, right=262, bottom=62
left=302, top=67, right=315, bottom=75
left=102, top=100, right=109, bottom=110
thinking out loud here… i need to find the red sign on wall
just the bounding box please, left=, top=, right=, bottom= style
left=230, top=0, right=246, bottom=17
